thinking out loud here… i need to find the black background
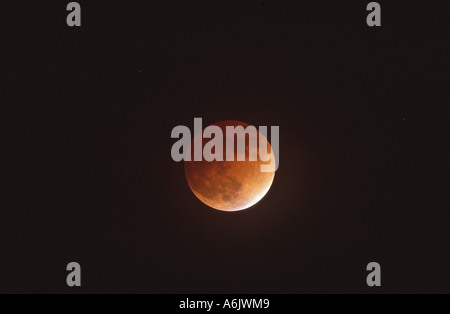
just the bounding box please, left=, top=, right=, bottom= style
left=1, top=1, right=448, bottom=293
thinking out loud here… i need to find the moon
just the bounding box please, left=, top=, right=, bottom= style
left=184, top=120, right=275, bottom=212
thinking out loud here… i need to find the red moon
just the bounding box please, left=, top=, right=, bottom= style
left=184, top=120, right=275, bottom=212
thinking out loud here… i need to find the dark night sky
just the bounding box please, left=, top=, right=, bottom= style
left=1, top=1, right=448, bottom=293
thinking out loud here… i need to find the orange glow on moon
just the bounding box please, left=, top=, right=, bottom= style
left=184, top=120, right=275, bottom=212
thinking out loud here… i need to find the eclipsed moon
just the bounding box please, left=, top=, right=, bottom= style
left=184, top=120, right=275, bottom=212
